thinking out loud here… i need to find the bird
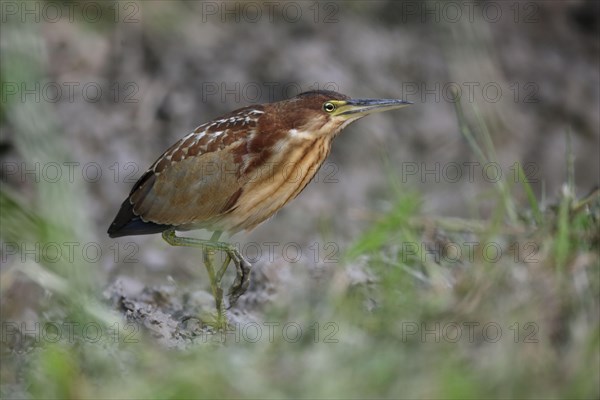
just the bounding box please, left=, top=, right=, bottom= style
left=108, top=90, right=411, bottom=328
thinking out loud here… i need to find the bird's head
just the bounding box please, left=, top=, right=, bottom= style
left=270, top=90, right=412, bottom=140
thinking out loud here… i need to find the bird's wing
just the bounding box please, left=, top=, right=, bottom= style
left=128, top=106, right=265, bottom=228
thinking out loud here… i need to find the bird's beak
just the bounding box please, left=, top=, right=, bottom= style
left=336, top=98, right=412, bottom=118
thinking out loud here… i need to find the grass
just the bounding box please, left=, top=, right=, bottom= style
left=3, top=178, right=598, bottom=399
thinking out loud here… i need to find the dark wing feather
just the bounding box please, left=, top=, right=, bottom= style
left=107, top=171, right=172, bottom=237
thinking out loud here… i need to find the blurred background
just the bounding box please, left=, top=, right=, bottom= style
left=1, top=1, right=599, bottom=398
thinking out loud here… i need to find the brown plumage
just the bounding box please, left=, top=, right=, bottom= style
left=107, top=90, right=410, bottom=322
left=110, top=90, right=413, bottom=238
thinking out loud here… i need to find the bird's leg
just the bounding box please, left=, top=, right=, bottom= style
left=216, top=253, right=231, bottom=283
left=202, top=247, right=226, bottom=328
left=214, top=249, right=251, bottom=308
left=161, top=229, right=252, bottom=322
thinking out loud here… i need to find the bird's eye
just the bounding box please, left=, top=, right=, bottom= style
left=323, top=102, right=336, bottom=113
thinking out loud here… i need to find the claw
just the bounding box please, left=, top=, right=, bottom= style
left=227, top=253, right=252, bottom=308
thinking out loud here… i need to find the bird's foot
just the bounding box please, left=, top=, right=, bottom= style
left=180, top=313, right=227, bottom=333
left=200, top=312, right=230, bottom=331
left=227, top=252, right=252, bottom=308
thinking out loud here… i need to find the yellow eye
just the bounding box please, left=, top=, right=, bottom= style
left=323, top=102, right=336, bottom=113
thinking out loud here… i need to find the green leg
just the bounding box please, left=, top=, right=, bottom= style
left=202, top=244, right=226, bottom=328
left=161, top=229, right=252, bottom=328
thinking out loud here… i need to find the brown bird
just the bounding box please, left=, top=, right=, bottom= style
left=108, top=90, right=410, bottom=327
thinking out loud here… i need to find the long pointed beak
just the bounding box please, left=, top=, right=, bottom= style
left=338, top=98, right=412, bottom=117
